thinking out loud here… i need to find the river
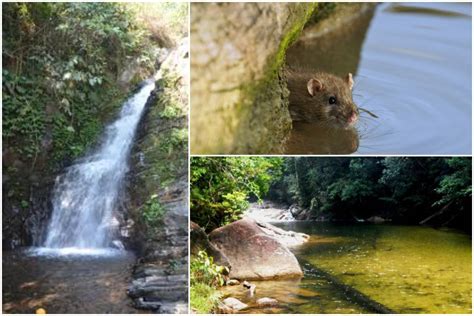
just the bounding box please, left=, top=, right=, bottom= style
left=221, top=221, right=472, bottom=314
left=2, top=250, right=142, bottom=313
left=285, top=2, right=471, bottom=154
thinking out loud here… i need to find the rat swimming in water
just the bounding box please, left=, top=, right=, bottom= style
left=287, top=70, right=376, bottom=129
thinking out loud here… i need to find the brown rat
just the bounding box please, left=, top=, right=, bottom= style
left=287, top=70, right=359, bottom=129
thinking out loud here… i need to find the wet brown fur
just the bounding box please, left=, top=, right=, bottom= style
left=286, top=69, right=359, bottom=128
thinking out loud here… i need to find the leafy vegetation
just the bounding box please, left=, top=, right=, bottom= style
left=190, top=157, right=284, bottom=232
left=190, top=250, right=226, bottom=313
left=142, top=194, right=166, bottom=228
left=191, top=157, right=471, bottom=232
left=2, top=2, right=156, bottom=166
left=190, top=283, right=222, bottom=314
left=268, top=157, right=472, bottom=231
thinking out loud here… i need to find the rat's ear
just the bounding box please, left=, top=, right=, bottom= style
left=346, top=73, right=354, bottom=90
left=307, top=78, right=323, bottom=96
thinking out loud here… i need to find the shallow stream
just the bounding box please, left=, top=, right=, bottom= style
left=2, top=250, right=142, bottom=313
left=221, top=222, right=472, bottom=314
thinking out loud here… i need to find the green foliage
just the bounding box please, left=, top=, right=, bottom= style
left=160, top=104, right=183, bottom=119
left=434, top=158, right=472, bottom=208
left=191, top=250, right=227, bottom=287
left=2, top=70, right=45, bottom=159
left=190, top=251, right=226, bottom=312
left=2, top=2, right=157, bottom=168
left=268, top=157, right=471, bottom=230
left=142, top=194, right=166, bottom=227
left=190, top=282, right=222, bottom=314
left=191, top=157, right=283, bottom=231
left=160, top=128, right=188, bottom=154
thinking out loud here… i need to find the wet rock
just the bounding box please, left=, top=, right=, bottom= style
left=127, top=38, right=189, bottom=313
left=256, top=297, right=278, bottom=307
left=208, top=218, right=304, bottom=280
left=244, top=201, right=295, bottom=222
left=111, top=240, right=125, bottom=250
left=289, top=204, right=304, bottom=217
left=226, top=279, right=240, bottom=286
left=191, top=221, right=231, bottom=267
left=242, top=281, right=256, bottom=296
left=367, top=216, right=389, bottom=223
left=221, top=297, right=248, bottom=312
left=255, top=220, right=309, bottom=248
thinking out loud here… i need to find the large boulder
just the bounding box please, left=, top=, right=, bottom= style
left=190, top=221, right=230, bottom=267
left=208, top=218, right=305, bottom=280
left=191, top=3, right=317, bottom=154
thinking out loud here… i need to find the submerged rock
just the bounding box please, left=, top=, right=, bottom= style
left=220, top=297, right=248, bottom=312
left=226, top=279, right=240, bottom=286
left=208, top=218, right=305, bottom=280
left=256, top=297, right=278, bottom=307
left=242, top=281, right=256, bottom=296
left=367, top=216, right=389, bottom=223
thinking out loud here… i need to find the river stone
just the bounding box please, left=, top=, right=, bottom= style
left=255, top=220, right=309, bottom=248
left=226, top=279, right=240, bottom=286
left=367, top=216, right=388, bottom=223
left=190, top=221, right=231, bottom=267
left=221, top=297, right=248, bottom=311
left=256, top=297, right=279, bottom=307
left=208, top=218, right=304, bottom=280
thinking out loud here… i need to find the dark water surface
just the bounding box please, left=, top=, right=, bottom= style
left=222, top=222, right=472, bottom=314
left=2, top=249, right=142, bottom=314
left=286, top=2, right=471, bottom=154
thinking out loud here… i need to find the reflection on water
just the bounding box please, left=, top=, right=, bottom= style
left=286, top=2, right=471, bottom=154
left=222, top=222, right=472, bottom=314
left=220, top=275, right=369, bottom=314
left=285, top=123, right=359, bottom=154
left=2, top=249, right=141, bottom=314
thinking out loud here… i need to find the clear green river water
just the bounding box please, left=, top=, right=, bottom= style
left=222, top=222, right=472, bottom=314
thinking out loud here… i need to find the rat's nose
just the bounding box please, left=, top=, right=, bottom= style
left=348, top=111, right=358, bottom=124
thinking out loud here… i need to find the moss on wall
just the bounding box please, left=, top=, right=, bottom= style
left=191, top=3, right=317, bottom=154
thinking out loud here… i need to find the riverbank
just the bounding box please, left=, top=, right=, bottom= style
left=195, top=219, right=471, bottom=314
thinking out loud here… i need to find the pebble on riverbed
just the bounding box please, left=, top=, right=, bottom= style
left=219, top=297, right=248, bottom=313
left=226, top=279, right=240, bottom=286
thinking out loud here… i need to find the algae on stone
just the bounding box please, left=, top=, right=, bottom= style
left=191, top=3, right=317, bottom=154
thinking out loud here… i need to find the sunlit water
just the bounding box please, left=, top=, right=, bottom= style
left=286, top=2, right=471, bottom=154
left=42, top=80, right=154, bottom=250
left=222, top=222, right=472, bottom=314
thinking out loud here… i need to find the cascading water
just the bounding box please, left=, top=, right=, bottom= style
left=36, top=81, right=155, bottom=255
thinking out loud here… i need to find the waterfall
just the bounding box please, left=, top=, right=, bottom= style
left=38, top=81, right=155, bottom=254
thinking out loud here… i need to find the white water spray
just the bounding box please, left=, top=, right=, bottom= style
left=38, top=81, right=155, bottom=255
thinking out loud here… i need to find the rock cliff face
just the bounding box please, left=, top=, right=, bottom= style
left=191, top=3, right=316, bottom=154
left=127, top=38, right=189, bottom=313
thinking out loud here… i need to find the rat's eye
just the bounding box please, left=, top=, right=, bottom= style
left=329, top=96, right=337, bottom=105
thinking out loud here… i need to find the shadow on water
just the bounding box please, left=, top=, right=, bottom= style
left=285, top=2, right=472, bottom=154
